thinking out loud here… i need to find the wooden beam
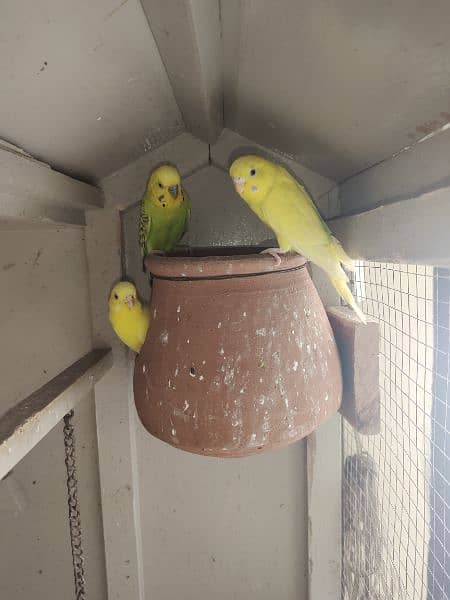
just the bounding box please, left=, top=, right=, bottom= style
left=338, top=127, right=450, bottom=216
left=307, top=415, right=342, bottom=600
left=307, top=267, right=341, bottom=600
left=85, top=209, right=146, bottom=599
left=211, top=129, right=339, bottom=217
left=0, top=348, right=112, bottom=481
left=100, top=132, right=209, bottom=209
left=329, top=185, right=450, bottom=266
left=140, top=0, right=223, bottom=142
left=0, top=147, right=104, bottom=226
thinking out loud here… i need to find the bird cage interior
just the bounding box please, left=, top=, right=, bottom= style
left=1, top=2, right=450, bottom=599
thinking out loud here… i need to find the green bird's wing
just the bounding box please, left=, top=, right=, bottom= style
left=139, top=195, right=152, bottom=256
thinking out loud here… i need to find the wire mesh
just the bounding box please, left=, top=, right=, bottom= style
left=342, top=262, right=450, bottom=600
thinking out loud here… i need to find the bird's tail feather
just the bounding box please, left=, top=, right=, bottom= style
left=330, top=275, right=367, bottom=323
left=332, top=237, right=356, bottom=272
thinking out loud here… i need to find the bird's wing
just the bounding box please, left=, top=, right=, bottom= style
left=139, top=196, right=152, bottom=256
left=262, top=168, right=331, bottom=249
left=280, top=167, right=332, bottom=231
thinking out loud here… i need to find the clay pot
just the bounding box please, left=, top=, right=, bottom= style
left=134, top=247, right=342, bottom=457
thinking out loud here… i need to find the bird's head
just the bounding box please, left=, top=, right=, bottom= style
left=229, top=155, right=275, bottom=204
left=147, top=164, right=182, bottom=207
left=109, top=281, right=138, bottom=312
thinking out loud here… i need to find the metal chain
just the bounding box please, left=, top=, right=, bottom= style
left=63, top=410, right=87, bottom=600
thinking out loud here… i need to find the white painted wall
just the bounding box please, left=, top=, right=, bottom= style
left=137, top=432, right=307, bottom=600
left=0, top=227, right=106, bottom=599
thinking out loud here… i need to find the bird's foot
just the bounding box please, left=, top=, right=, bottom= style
left=260, top=247, right=287, bottom=267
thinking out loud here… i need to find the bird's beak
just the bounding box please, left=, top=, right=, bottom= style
left=168, top=184, right=179, bottom=199
left=124, top=295, right=136, bottom=309
left=232, top=176, right=245, bottom=195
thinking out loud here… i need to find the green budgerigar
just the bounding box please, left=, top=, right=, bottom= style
left=139, top=164, right=191, bottom=257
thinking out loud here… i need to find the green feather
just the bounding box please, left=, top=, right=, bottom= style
left=139, top=187, right=191, bottom=256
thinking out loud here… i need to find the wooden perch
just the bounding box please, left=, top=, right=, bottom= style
left=327, top=307, right=380, bottom=434
left=0, top=348, right=112, bottom=480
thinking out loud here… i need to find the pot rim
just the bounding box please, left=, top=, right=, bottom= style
left=145, top=246, right=307, bottom=279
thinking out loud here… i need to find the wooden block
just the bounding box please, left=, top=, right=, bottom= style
left=327, top=306, right=380, bottom=434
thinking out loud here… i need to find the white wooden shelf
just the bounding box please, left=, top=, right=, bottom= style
left=0, top=348, right=112, bottom=480
left=0, top=146, right=104, bottom=227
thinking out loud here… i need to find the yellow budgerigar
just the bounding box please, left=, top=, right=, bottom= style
left=229, top=155, right=366, bottom=323
left=109, top=281, right=150, bottom=353
left=139, top=164, right=191, bottom=257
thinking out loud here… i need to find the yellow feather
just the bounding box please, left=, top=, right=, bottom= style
left=108, top=282, right=150, bottom=353
left=230, top=155, right=366, bottom=323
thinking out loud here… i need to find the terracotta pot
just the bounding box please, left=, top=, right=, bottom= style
left=134, top=247, right=342, bottom=457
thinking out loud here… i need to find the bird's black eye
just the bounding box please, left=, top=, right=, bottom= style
left=114, top=293, right=119, bottom=300
left=158, top=182, right=163, bottom=188
left=250, top=169, right=256, bottom=176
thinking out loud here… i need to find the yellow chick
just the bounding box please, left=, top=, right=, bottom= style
left=108, top=282, right=150, bottom=353
left=230, top=155, right=366, bottom=323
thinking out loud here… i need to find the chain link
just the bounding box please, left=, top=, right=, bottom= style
left=63, top=410, right=87, bottom=600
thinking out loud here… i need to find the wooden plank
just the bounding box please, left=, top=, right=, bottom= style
left=338, top=127, right=450, bottom=216
left=327, top=306, right=380, bottom=435
left=307, top=268, right=341, bottom=600
left=141, top=0, right=223, bottom=142
left=0, top=147, right=104, bottom=226
left=329, top=185, right=450, bottom=266
left=0, top=348, right=112, bottom=480
left=85, top=208, right=146, bottom=599
left=307, top=415, right=342, bottom=600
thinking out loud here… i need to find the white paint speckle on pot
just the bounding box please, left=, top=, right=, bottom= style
left=224, top=368, right=235, bottom=386
left=160, top=331, right=169, bottom=346
left=293, top=361, right=299, bottom=372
